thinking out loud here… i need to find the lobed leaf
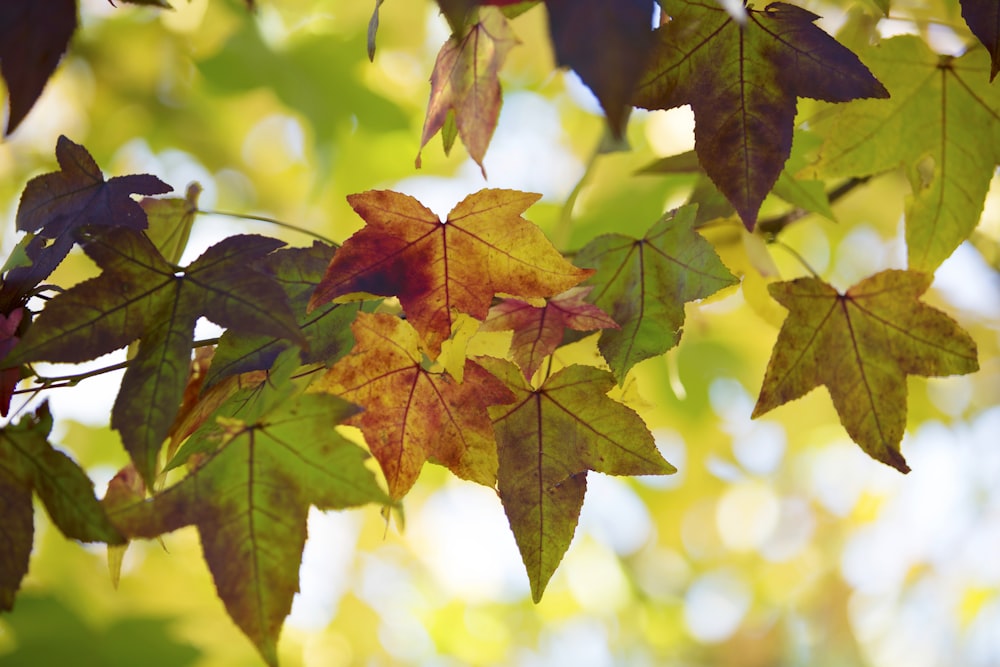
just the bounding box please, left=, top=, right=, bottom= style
left=752, top=270, right=979, bottom=472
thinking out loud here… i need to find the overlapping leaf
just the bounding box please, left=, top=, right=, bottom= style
left=573, top=205, right=738, bottom=382
left=4, top=229, right=302, bottom=486
left=752, top=270, right=978, bottom=472
left=481, top=286, right=619, bottom=380
left=108, top=377, right=387, bottom=667
left=309, top=189, right=590, bottom=356
left=546, top=0, right=655, bottom=136
left=141, top=182, right=201, bottom=265
left=206, top=242, right=369, bottom=388
left=0, top=308, right=23, bottom=416
left=813, top=36, right=1000, bottom=272
left=0, top=0, right=76, bottom=135
left=312, top=313, right=515, bottom=499
left=961, top=0, right=1000, bottom=81
left=634, top=0, right=887, bottom=230
left=478, top=357, right=674, bottom=601
left=418, top=7, right=518, bottom=175
left=1, top=402, right=125, bottom=611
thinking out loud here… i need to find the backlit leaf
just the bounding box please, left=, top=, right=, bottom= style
left=752, top=270, right=979, bottom=472
left=418, top=7, right=518, bottom=175
left=479, top=357, right=674, bottom=601
left=961, top=0, right=1000, bottom=81
left=309, top=189, right=590, bottom=356
left=312, top=312, right=515, bottom=499
left=573, top=205, right=738, bottom=382
left=813, top=36, right=1000, bottom=271
left=634, top=1, right=887, bottom=229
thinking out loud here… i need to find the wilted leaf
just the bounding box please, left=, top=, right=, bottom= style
left=418, top=7, right=518, bottom=175
left=0, top=403, right=125, bottom=610
left=0, top=0, right=76, bottom=135
left=479, top=357, right=674, bottom=602
left=961, top=0, right=1000, bottom=81
left=546, top=0, right=655, bottom=136
left=108, top=386, right=387, bottom=667
left=752, top=270, right=979, bottom=472
left=813, top=36, right=1000, bottom=272
left=481, top=286, right=619, bottom=380
left=5, top=229, right=302, bottom=486
left=634, top=1, right=887, bottom=229
left=309, top=189, right=590, bottom=356
left=312, top=312, right=515, bottom=498
left=573, top=205, right=738, bottom=382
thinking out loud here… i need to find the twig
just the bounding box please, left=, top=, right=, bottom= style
left=197, top=209, right=339, bottom=246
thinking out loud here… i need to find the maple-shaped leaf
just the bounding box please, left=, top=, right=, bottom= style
left=961, top=0, right=1000, bottom=81
left=573, top=205, right=738, bottom=382
left=478, top=357, right=674, bottom=601
left=4, top=229, right=302, bottom=487
left=206, top=242, right=371, bottom=388
left=634, top=1, right=887, bottom=230
left=813, top=36, right=1000, bottom=272
left=481, top=286, right=620, bottom=380
left=1, top=402, right=125, bottom=611
left=418, top=7, right=518, bottom=176
left=0, top=0, right=76, bottom=134
left=309, top=189, right=591, bottom=356
left=546, top=0, right=655, bottom=136
left=312, top=312, right=515, bottom=499
left=752, top=270, right=978, bottom=473
left=108, top=386, right=387, bottom=666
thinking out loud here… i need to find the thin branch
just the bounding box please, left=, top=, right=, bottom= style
left=197, top=209, right=339, bottom=246
left=757, top=176, right=871, bottom=239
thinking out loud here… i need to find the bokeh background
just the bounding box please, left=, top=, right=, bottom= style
left=2, top=0, right=1000, bottom=665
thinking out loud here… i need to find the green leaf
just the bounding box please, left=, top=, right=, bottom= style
left=5, top=229, right=303, bottom=487
left=752, top=270, right=979, bottom=472
left=573, top=205, right=738, bottom=382
left=634, top=1, right=887, bottom=229
left=813, top=35, right=1000, bottom=271
left=108, top=391, right=387, bottom=667
left=206, top=241, right=370, bottom=388
left=0, top=403, right=125, bottom=610
left=479, top=358, right=674, bottom=602
left=141, top=182, right=201, bottom=265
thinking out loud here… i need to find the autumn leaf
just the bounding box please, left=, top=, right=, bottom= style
left=546, top=0, right=655, bottom=136
left=481, top=286, right=620, bottom=381
left=752, top=270, right=979, bottom=473
left=478, top=357, right=674, bottom=602
left=309, top=189, right=591, bottom=356
left=107, top=382, right=387, bottom=666
left=206, top=241, right=370, bottom=388
left=573, top=205, right=738, bottom=383
left=0, top=307, right=24, bottom=416
left=311, top=312, right=515, bottom=499
left=418, top=7, right=518, bottom=176
left=813, top=35, right=1000, bottom=272
left=4, top=229, right=302, bottom=487
left=0, top=402, right=125, bottom=611
left=0, top=0, right=76, bottom=135
left=961, top=0, right=1000, bottom=81
left=634, top=1, right=887, bottom=230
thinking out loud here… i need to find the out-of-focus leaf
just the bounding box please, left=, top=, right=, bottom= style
left=312, top=312, right=515, bottom=498
left=141, top=182, right=201, bottom=265
left=481, top=286, right=619, bottom=381
left=753, top=270, right=979, bottom=472
left=309, top=189, right=591, bottom=356
left=0, top=0, right=76, bottom=135
left=634, top=1, right=887, bottom=229
left=0, top=403, right=125, bottom=610
left=4, top=229, right=302, bottom=486
left=479, top=357, right=674, bottom=602
left=573, top=205, right=738, bottom=382
left=109, top=388, right=387, bottom=666
left=418, top=7, right=519, bottom=176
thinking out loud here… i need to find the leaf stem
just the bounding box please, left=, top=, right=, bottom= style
left=772, top=239, right=820, bottom=278
left=197, top=209, right=339, bottom=247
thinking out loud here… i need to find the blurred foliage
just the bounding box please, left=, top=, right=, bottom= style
left=2, top=0, right=1000, bottom=666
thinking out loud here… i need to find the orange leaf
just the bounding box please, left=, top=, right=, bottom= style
left=752, top=270, right=978, bottom=472
left=309, top=189, right=591, bottom=356
left=312, top=312, right=515, bottom=499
